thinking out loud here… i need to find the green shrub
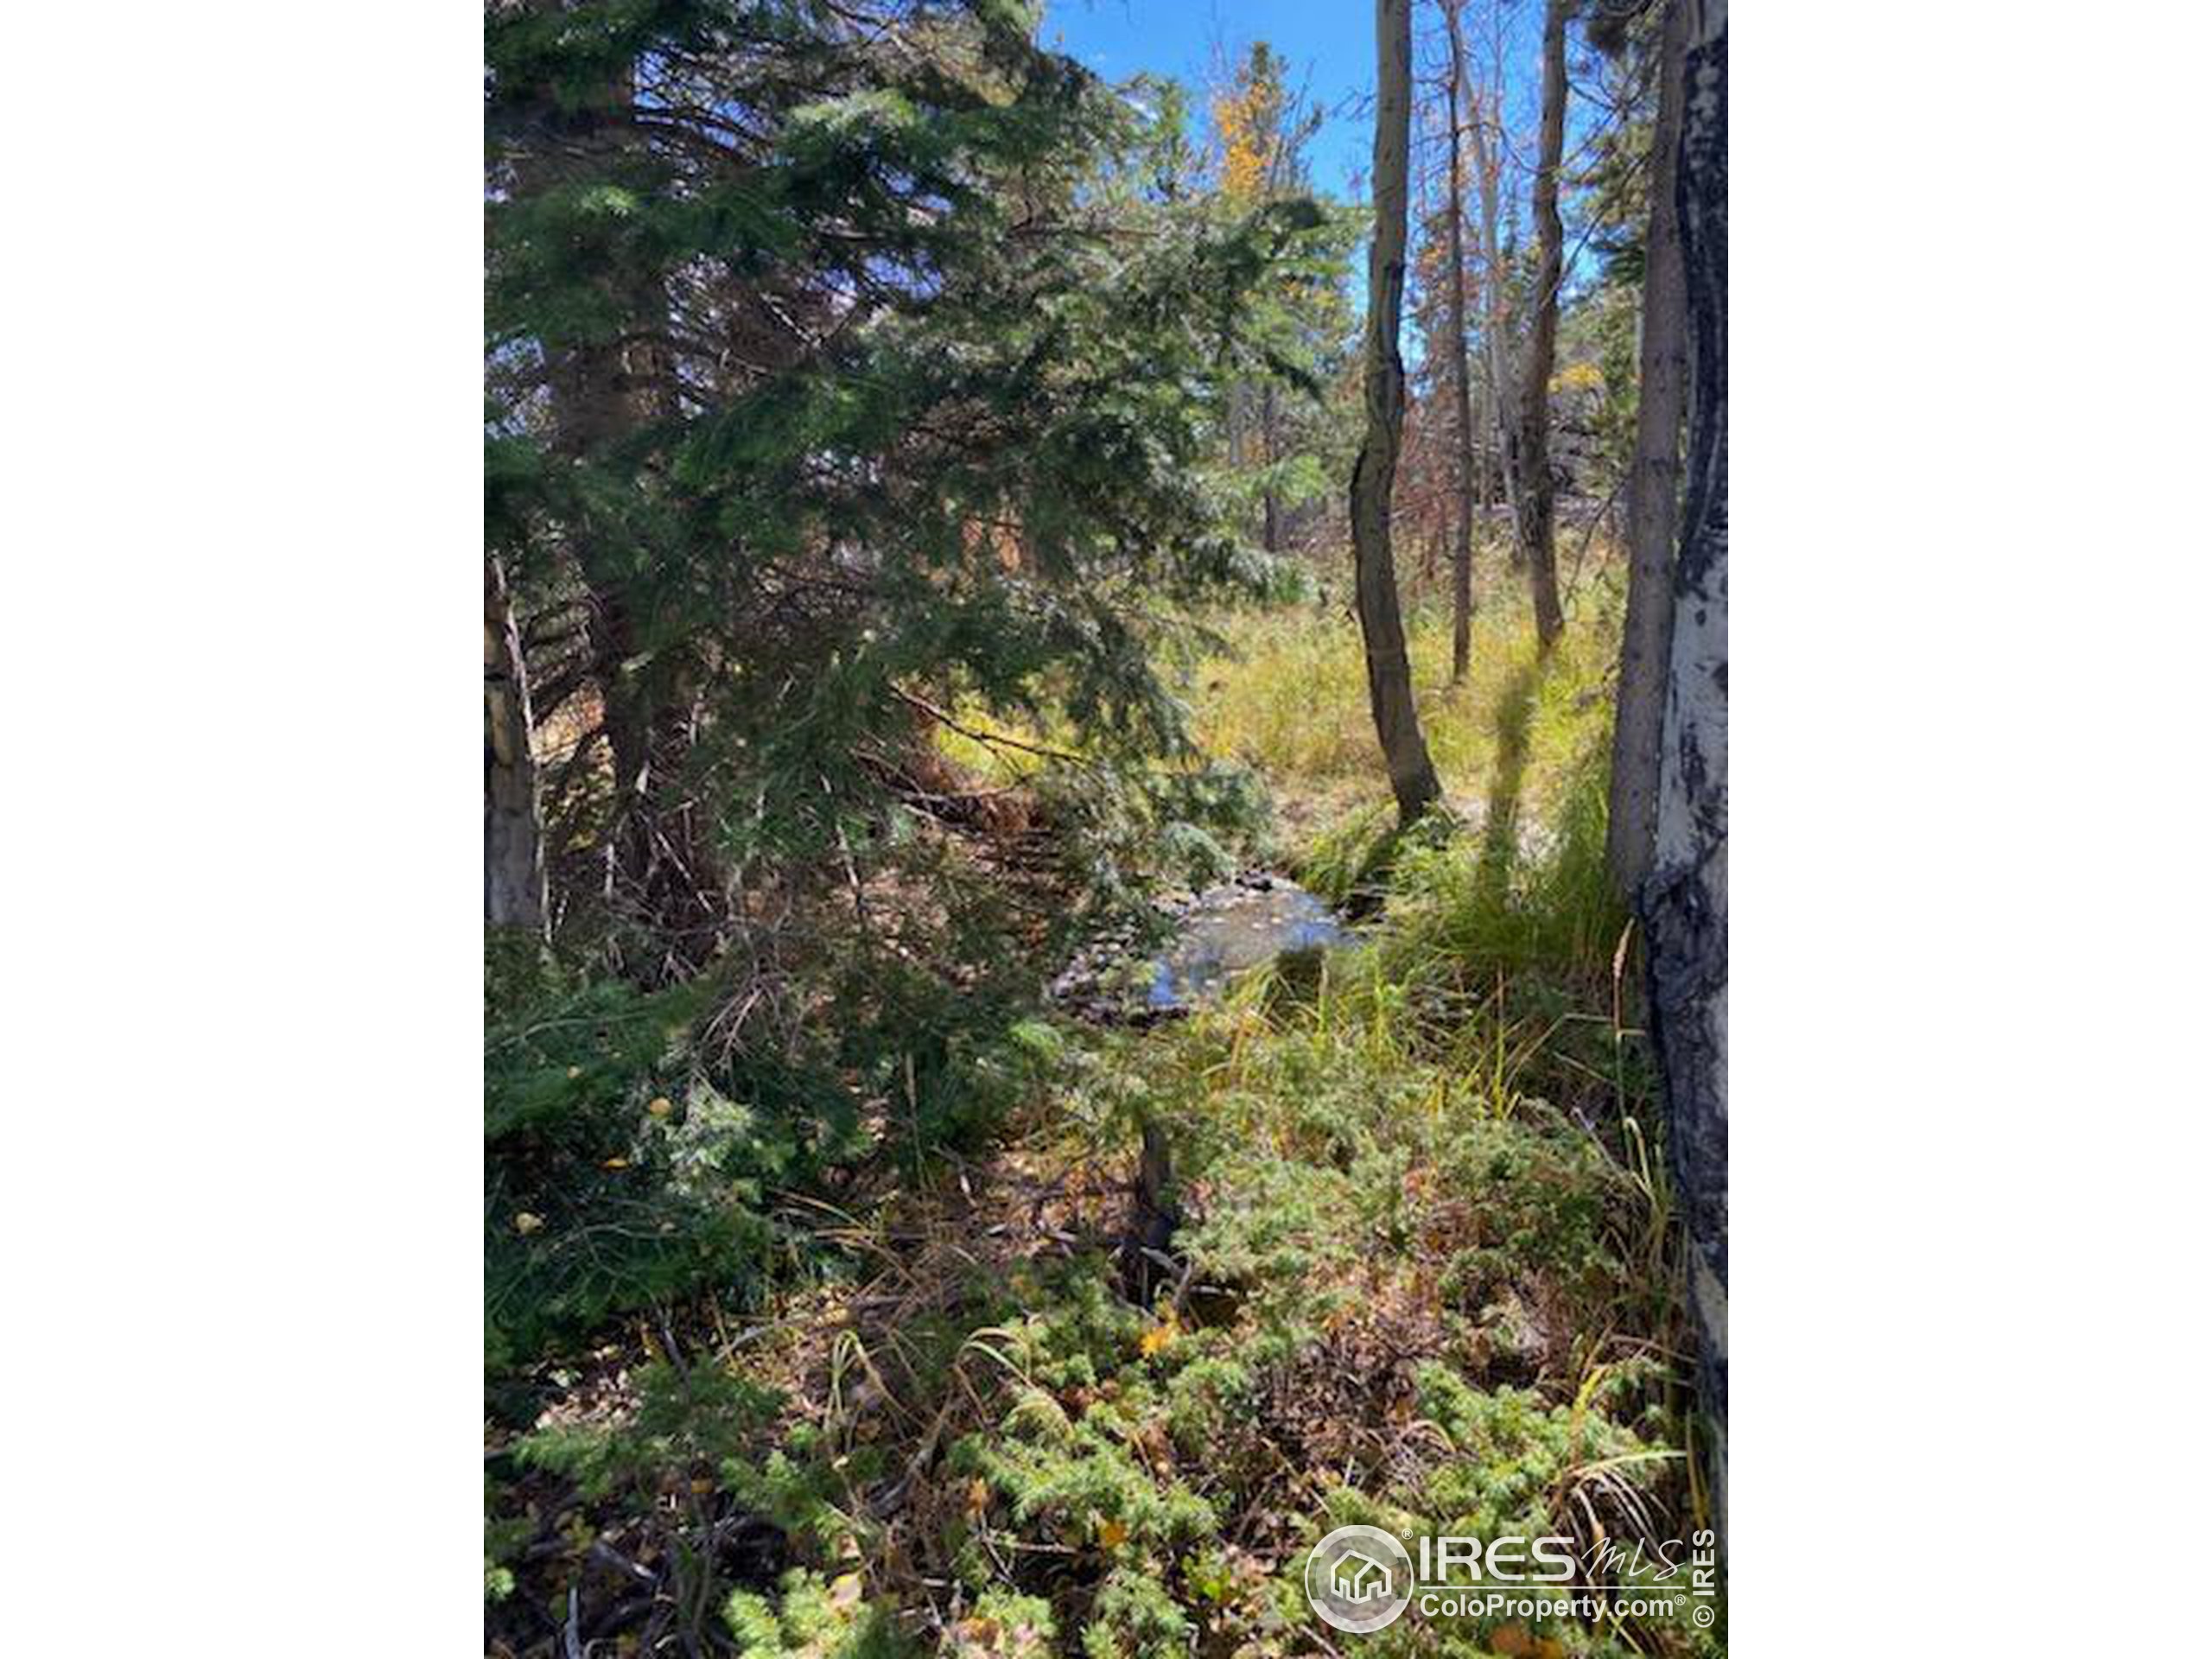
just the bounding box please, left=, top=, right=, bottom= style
left=516, top=1361, right=783, bottom=1503
left=484, top=974, right=792, bottom=1370
left=724, top=1568, right=912, bottom=1659
left=484, top=945, right=1077, bottom=1368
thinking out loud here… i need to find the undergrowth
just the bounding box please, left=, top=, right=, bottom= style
left=486, top=580, right=1719, bottom=1658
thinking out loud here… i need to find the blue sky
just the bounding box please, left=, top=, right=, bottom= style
left=1039, top=0, right=1379, bottom=198
left=1039, top=0, right=1551, bottom=206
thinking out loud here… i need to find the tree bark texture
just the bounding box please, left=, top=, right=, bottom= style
left=1638, top=0, right=1726, bottom=1537
left=1349, top=0, right=1443, bottom=828
left=1605, top=0, right=1691, bottom=896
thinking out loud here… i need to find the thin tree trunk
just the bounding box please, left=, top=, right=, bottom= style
left=1605, top=0, right=1691, bottom=896
left=1518, top=0, right=1570, bottom=651
left=1261, top=383, right=1283, bottom=555
left=1350, top=0, right=1442, bottom=828
left=1444, top=3, right=1479, bottom=683
left=485, top=553, right=549, bottom=939
left=1467, top=50, right=1521, bottom=566
left=1639, top=0, right=1726, bottom=1540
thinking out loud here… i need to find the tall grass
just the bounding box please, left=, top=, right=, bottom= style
left=1158, top=569, right=1653, bottom=1185
left=1178, top=582, right=1623, bottom=853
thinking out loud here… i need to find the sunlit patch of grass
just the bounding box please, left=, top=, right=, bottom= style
left=924, top=702, right=1069, bottom=784
left=1175, top=560, right=1624, bottom=856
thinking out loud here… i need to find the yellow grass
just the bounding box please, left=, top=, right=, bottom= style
left=1179, top=560, right=1624, bottom=844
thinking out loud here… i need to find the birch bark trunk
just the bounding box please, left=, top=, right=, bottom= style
left=1639, top=0, right=1727, bottom=1536
left=1605, top=0, right=1691, bottom=894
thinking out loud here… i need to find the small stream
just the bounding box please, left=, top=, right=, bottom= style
left=1145, top=877, right=1349, bottom=1007
left=1051, top=872, right=1352, bottom=1020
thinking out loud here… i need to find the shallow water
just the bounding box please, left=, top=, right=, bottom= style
left=1147, top=879, right=1350, bottom=1008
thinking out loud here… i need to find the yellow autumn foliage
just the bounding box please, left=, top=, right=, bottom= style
left=1211, top=87, right=1274, bottom=202
left=1550, top=359, right=1605, bottom=395
left=1209, top=45, right=1289, bottom=203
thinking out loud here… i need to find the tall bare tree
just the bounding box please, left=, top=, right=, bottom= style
left=1466, top=18, right=1521, bottom=563
left=1442, top=1, right=1480, bottom=683
left=1605, top=0, right=1691, bottom=894
left=1640, top=0, right=1727, bottom=1535
left=1516, top=0, right=1569, bottom=649
left=1351, top=0, right=1444, bottom=827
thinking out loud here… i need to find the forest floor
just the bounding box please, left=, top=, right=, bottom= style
left=486, top=568, right=1717, bottom=1659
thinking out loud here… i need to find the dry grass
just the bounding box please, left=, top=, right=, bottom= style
left=1179, top=550, right=1628, bottom=849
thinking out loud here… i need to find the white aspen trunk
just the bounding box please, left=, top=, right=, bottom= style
left=1605, top=0, right=1692, bottom=895
left=1641, top=0, right=1727, bottom=1539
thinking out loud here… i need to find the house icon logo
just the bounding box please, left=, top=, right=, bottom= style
left=1305, top=1524, right=1414, bottom=1632
left=1333, top=1548, right=1390, bottom=1602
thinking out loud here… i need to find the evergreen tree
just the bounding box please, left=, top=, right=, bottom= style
left=1204, top=41, right=1357, bottom=565
left=486, top=0, right=1333, bottom=984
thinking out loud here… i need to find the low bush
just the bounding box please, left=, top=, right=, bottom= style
left=485, top=593, right=1714, bottom=1657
